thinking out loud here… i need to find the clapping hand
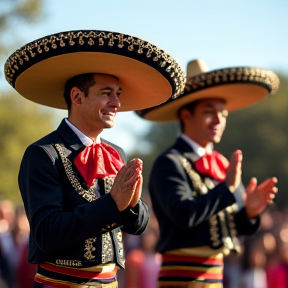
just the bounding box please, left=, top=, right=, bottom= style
left=243, top=177, right=278, bottom=219
left=110, top=158, right=143, bottom=211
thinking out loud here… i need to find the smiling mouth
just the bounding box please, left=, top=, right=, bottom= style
left=209, top=127, right=218, bottom=135
left=101, top=111, right=117, bottom=118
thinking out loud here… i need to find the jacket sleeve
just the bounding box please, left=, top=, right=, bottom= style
left=19, top=144, right=125, bottom=254
left=232, top=184, right=261, bottom=235
left=149, top=153, right=239, bottom=229
left=120, top=200, right=149, bottom=235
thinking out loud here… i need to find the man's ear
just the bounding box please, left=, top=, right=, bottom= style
left=70, top=87, right=82, bottom=106
left=180, top=109, right=192, bottom=122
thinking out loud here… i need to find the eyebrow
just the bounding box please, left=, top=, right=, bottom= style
left=204, top=104, right=228, bottom=112
left=99, top=87, right=122, bottom=92
left=204, top=104, right=214, bottom=108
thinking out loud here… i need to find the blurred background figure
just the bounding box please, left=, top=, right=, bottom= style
left=125, top=216, right=161, bottom=288
left=0, top=201, right=35, bottom=288
left=240, top=236, right=268, bottom=288
left=0, top=200, right=16, bottom=287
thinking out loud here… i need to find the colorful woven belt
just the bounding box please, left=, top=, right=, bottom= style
left=35, top=263, right=117, bottom=287
left=158, top=247, right=224, bottom=288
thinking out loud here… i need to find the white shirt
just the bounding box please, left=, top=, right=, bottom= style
left=180, top=134, right=213, bottom=157
left=65, top=118, right=101, bottom=146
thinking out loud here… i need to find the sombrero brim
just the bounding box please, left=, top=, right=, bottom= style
left=4, top=30, right=185, bottom=111
left=136, top=67, right=279, bottom=121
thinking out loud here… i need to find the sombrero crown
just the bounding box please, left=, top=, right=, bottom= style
left=136, top=58, right=280, bottom=121
left=4, top=30, right=186, bottom=111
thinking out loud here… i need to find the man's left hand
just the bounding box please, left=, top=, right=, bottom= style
left=243, top=177, right=278, bottom=219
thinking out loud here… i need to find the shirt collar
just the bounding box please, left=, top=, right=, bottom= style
left=65, top=118, right=101, bottom=146
left=180, top=134, right=213, bottom=157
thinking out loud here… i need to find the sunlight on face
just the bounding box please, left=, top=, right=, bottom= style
left=81, top=74, right=122, bottom=130
left=183, top=98, right=228, bottom=147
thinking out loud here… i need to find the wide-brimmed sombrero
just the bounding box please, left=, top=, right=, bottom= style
left=136, top=58, right=280, bottom=121
left=4, top=30, right=185, bottom=111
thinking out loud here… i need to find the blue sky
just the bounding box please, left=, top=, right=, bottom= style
left=1, top=0, right=288, bottom=153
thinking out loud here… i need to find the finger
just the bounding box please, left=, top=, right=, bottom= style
left=246, top=177, right=257, bottom=194
left=132, top=158, right=143, bottom=166
left=136, top=174, right=143, bottom=191
left=269, top=193, right=275, bottom=200
left=133, top=175, right=143, bottom=199
left=265, top=193, right=275, bottom=204
left=235, top=150, right=243, bottom=163
left=128, top=158, right=143, bottom=169
left=120, top=163, right=142, bottom=182
left=265, top=187, right=278, bottom=195
left=257, top=177, right=278, bottom=190
left=124, top=170, right=142, bottom=188
left=229, top=151, right=237, bottom=166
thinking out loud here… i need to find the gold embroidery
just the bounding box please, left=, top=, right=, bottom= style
left=204, top=178, right=215, bottom=189
left=55, top=259, right=83, bottom=267
left=4, top=30, right=185, bottom=99
left=55, top=144, right=99, bottom=202
left=179, top=154, right=240, bottom=252
left=226, top=204, right=241, bottom=253
left=104, top=176, right=116, bottom=194
left=180, top=157, right=208, bottom=194
left=117, top=230, right=125, bottom=267
left=84, top=238, right=97, bottom=260
left=102, top=232, right=113, bottom=263
left=185, top=67, right=279, bottom=95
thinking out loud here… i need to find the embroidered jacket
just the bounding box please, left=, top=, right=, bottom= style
left=18, top=119, right=149, bottom=269
left=149, top=137, right=260, bottom=254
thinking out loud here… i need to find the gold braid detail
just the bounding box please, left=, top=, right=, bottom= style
left=185, top=67, right=279, bottom=95
left=54, top=144, right=98, bottom=202
left=4, top=30, right=185, bottom=99
left=179, top=154, right=239, bottom=252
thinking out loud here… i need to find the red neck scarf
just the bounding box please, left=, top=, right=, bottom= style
left=74, top=142, right=124, bottom=186
left=194, top=151, right=229, bottom=182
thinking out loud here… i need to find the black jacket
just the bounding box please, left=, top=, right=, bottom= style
left=18, top=119, right=149, bottom=269
left=149, top=137, right=259, bottom=254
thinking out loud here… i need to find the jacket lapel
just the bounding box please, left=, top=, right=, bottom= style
left=56, top=119, right=86, bottom=162
left=173, top=137, right=200, bottom=163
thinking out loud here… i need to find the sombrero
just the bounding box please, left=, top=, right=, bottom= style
left=136, top=58, right=280, bottom=121
left=4, top=30, right=185, bottom=111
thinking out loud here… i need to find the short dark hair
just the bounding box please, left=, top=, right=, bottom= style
left=178, top=100, right=201, bottom=132
left=63, top=73, right=96, bottom=111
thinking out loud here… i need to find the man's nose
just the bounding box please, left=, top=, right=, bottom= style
left=109, top=94, right=121, bottom=108
left=214, top=113, right=221, bottom=124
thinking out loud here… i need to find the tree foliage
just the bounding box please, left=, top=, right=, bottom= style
left=0, top=0, right=50, bottom=203
left=129, top=74, right=288, bottom=208
left=0, top=94, right=54, bottom=203
left=0, top=0, right=44, bottom=58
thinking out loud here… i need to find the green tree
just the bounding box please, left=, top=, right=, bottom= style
left=0, top=0, right=51, bottom=203
left=0, top=0, right=44, bottom=59
left=216, top=74, right=288, bottom=208
left=0, top=94, right=54, bottom=203
left=129, top=74, right=288, bottom=208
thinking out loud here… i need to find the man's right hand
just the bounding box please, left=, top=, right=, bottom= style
left=110, top=158, right=143, bottom=211
left=225, top=150, right=243, bottom=192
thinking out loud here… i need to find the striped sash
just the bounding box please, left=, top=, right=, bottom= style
left=158, top=247, right=224, bottom=288
left=35, top=263, right=118, bottom=287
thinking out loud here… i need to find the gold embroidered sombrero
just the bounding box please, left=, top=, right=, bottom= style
left=4, top=30, right=185, bottom=111
left=136, top=58, right=280, bottom=121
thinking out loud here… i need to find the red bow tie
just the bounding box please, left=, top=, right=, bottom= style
left=194, top=151, right=229, bottom=182
left=74, top=142, right=124, bottom=186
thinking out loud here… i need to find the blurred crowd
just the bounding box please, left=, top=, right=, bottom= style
left=0, top=197, right=287, bottom=288
left=121, top=198, right=288, bottom=288
left=0, top=199, right=36, bottom=288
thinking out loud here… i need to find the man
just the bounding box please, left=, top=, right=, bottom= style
left=136, top=59, right=280, bottom=288
left=4, top=30, right=185, bottom=287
